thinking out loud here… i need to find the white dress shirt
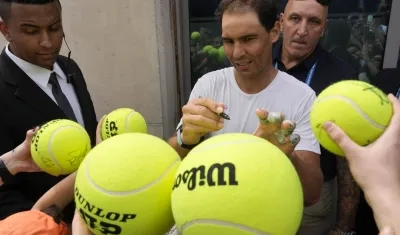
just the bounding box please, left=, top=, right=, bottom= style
left=5, top=44, right=85, bottom=127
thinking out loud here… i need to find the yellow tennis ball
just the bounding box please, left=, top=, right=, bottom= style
left=101, top=108, right=147, bottom=140
left=74, top=133, right=181, bottom=235
left=30, top=119, right=91, bottom=176
left=310, top=80, right=393, bottom=157
left=207, top=48, right=219, bottom=58
left=191, top=31, right=200, bottom=40
left=202, top=45, right=213, bottom=53
left=171, top=133, right=303, bottom=235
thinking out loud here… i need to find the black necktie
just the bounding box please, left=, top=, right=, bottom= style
left=48, top=72, right=77, bottom=121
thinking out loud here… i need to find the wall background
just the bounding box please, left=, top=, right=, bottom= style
left=0, top=0, right=179, bottom=139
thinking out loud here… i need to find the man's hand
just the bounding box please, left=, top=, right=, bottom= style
left=180, top=97, right=225, bottom=145
left=253, top=109, right=300, bottom=156
left=72, top=209, right=93, bottom=235
left=380, top=227, right=395, bottom=235
left=324, top=94, right=400, bottom=197
left=324, top=94, right=400, bottom=233
left=1, top=128, right=41, bottom=175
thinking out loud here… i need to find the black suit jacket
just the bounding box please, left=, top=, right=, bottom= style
left=371, top=68, right=400, bottom=95
left=0, top=49, right=97, bottom=222
left=273, top=41, right=359, bottom=181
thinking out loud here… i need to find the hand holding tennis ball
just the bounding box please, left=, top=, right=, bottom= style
left=30, top=119, right=91, bottom=176
left=310, top=80, right=393, bottom=157
left=1, top=128, right=41, bottom=175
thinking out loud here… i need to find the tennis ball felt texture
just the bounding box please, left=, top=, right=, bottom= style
left=310, top=80, right=393, bottom=157
left=30, top=119, right=91, bottom=176
left=101, top=108, right=147, bottom=140
left=171, top=133, right=303, bottom=235
left=74, top=133, right=181, bottom=235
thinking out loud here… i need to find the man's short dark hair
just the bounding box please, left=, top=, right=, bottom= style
left=0, top=0, right=61, bottom=23
left=215, top=0, right=278, bottom=32
left=316, top=0, right=330, bottom=6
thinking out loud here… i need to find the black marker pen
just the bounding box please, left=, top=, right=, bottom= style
left=198, top=96, right=230, bottom=120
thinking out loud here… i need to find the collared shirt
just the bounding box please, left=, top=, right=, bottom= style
left=5, top=44, right=85, bottom=127
left=273, top=41, right=321, bottom=87
left=273, top=40, right=359, bottom=181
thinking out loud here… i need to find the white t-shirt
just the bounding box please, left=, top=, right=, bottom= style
left=178, top=67, right=320, bottom=154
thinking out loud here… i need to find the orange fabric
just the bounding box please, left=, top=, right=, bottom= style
left=0, top=210, right=68, bottom=235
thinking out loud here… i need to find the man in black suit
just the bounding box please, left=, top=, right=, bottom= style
left=0, top=0, right=97, bottom=223
left=274, top=0, right=358, bottom=234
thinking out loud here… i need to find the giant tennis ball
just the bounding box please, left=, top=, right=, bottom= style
left=171, top=133, right=303, bottom=235
left=74, top=133, right=181, bottom=235
left=31, top=119, right=91, bottom=176
left=101, top=108, right=147, bottom=140
left=310, top=80, right=393, bottom=157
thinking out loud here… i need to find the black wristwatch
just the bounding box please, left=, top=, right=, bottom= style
left=332, top=225, right=356, bottom=235
left=177, top=125, right=203, bottom=150
left=0, top=158, right=14, bottom=183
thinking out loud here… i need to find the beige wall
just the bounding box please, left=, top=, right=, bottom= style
left=0, top=0, right=179, bottom=139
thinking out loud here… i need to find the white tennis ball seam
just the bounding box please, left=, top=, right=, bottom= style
left=48, top=125, right=84, bottom=175
left=125, top=111, right=137, bottom=132
left=316, top=95, right=386, bottom=130
left=190, top=139, right=267, bottom=153
left=86, top=158, right=181, bottom=196
left=180, top=219, right=271, bottom=235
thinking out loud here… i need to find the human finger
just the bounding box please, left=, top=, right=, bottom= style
left=274, top=134, right=299, bottom=156
left=323, top=121, right=361, bottom=160
left=182, top=115, right=224, bottom=133
left=96, top=115, right=106, bottom=145
left=386, top=94, right=400, bottom=130
left=256, top=109, right=285, bottom=135
left=257, top=109, right=285, bottom=125
left=375, top=94, right=400, bottom=147
left=182, top=103, right=224, bottom=123
left=281, top=120, right=296, bottom=135
left=379, top=227, right=395, bottom=235
left=25, top=128, right=36, bottom=143
left=182, top=123, right=221, bottom=134
left=274, top=120, right=296, bottom=144
left=190, top=97, right=225, bottom=114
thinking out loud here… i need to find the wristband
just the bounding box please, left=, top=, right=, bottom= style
left=331, top=225, right=356, bottom=235
left=177, top=126, right=203, bottom=150
left=0, top=157, right=14, bottom=184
